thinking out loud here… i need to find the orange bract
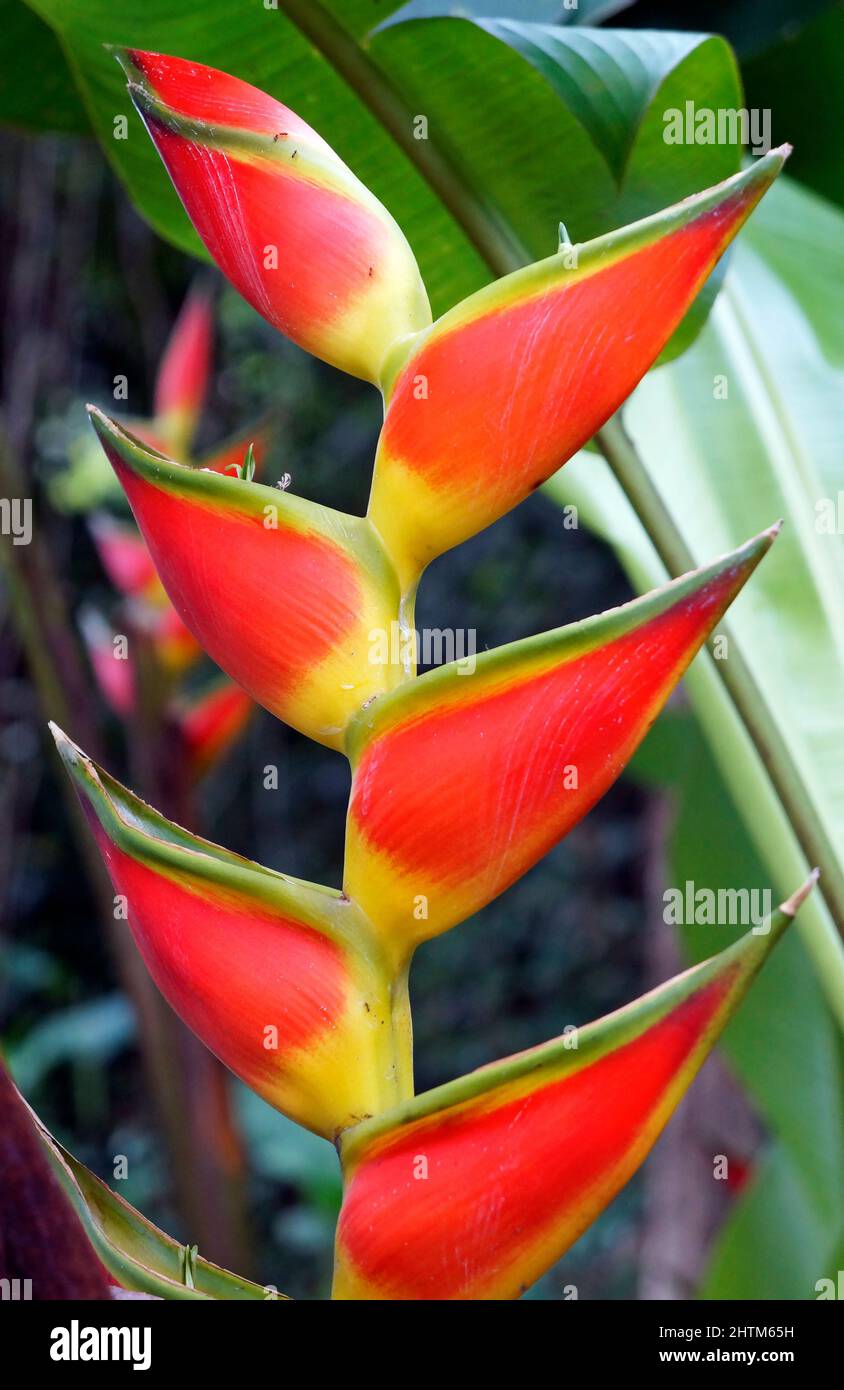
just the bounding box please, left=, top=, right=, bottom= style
left=345, top=530, right=775, bottom=948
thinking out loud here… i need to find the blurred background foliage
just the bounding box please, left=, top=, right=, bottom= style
left=1, top=0, right=842, bottom=1300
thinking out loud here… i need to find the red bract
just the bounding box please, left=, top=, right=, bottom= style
left=54, top=727, right=410, bottom=1139
left=117, top=49, right=431, bottom=385
left=89, top=513, right=158, bottom=600
left=175, top=680, right=253, bottom=780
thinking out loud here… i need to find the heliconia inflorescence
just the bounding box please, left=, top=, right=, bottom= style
left=52, top=48, right=808, bottom=1299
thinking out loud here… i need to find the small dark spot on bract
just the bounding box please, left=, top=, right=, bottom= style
left=368, top=265, right=374, bottom=277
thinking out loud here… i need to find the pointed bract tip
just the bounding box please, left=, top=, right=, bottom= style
left=86, top=404, right=122, bottom=450
left=712, top=522, right=780, bottom=581
left=86, top=403, right=110, bottom=430
left=726, top=144, right=789, bottom=203
left=741, top=519, right=782, bottom=562
left=48, top=721, right=81, bottom=768
left=105, top=44, right=139, bottom=77
left=757, top=143, right=791, bottom=170
left=782, top=868, right=820, bottom=918
left=86, top=406, right=164, bottom=463
left=48, top=727, right=106, bottom=802
left=754, top=518, right=783, bottom=551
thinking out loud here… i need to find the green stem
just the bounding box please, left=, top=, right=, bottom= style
left=596, top=413, right=844, bottom=945
left=684, top=652, right=844, bottom=1031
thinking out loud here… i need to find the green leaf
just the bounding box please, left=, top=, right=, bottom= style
left=743, top=3, right=844, bottom=211
left=635, top=230, right=844, bottom=1280
left=636, top=722, right=844, bottom=1294
left=546, top=172, right=844, bottom=1027
left=702, top=1143, right=834, bottom=1300
left=237, top=441, right=256, bottom=482
left=25, top=2, right=743, bottom=353
left=373, top=18, right=743, bottom=356
left=0, top=0, right=90, bottom=133
left=382, top=1, right=628, bottom=25
left=31, top=1101, right=289, bottom=1299
left=8, top=994, right=135, bottom=1092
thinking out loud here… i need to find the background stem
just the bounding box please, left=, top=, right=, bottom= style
left=596, top=413, right=844, bottom=942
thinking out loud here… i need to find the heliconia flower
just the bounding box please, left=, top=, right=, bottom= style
left=333, top=876, right=815, bottom=1300
left=89, top=513, right=159, bottom=602
left=115, top=49, right=432, bottom=386
left=368, top=149, right=789, bottom=587
left=344, top=527, right=778, bottom=950
left=52, top=726, right=411, bottom=1140
left=81, top=605, right=250, bottom=768
left=136, top=600, right=202, bottom=675
left=79, top=609, right=136, bottom=718
left=175, top=678, right=253, bottom=780
left=153, top=281, right=213, bottom=455
left=89, top=516, right=202, bottom=673
left=88, top=406, right=406, bottom=749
